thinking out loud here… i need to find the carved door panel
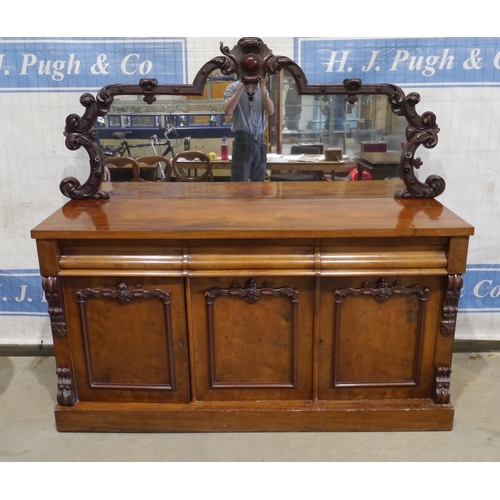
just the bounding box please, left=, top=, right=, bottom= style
left=318, top=276, right=445, bottom=400
left=62, top=277, right=190, bottom=404
left=189, top=276, right=314, bottom=401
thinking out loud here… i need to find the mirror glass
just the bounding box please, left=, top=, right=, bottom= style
left=96, top=66, right=407, bottom=182
left=270, top=69, right=407, bottom=181
left=97, top=70, right=236, bottom=182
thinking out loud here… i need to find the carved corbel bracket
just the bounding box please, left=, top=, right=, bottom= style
left=42, top=277, right=67, bottom=339
left=139, top=78, right=159, bottom=104
left=433, top=366, right=452, bottom=404
left=56, top=366, right=76, bottom=406
left=440, top=274, right=464, bottom=337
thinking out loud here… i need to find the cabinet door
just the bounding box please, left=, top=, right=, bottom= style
left=189, top=276, right=314, bottom=401
left=63, top=277, right=190, bottom=404
left=318, top=276, right=444, bottom=400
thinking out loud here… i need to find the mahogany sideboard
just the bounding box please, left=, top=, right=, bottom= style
left=31, top=180, right=474, bottom=432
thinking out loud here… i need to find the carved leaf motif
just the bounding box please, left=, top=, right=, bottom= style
left=334, top=278, right=429, bottom=304
left=56, top=367, right=76, bottom=406
left=42, top=277, right=67, bottom=339
left=205, top=279, right=299, bottom=305
left=76, top=282, right=171, bottom=305
left=440, top=274, right=464, bottom=337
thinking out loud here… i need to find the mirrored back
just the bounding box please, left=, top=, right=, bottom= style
left=62, top=37, right=444, bottom=200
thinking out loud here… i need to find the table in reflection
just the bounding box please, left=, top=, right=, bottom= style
left=107, top=156, right=358, bottom=182
left=353, top=152, right=401, bottom=180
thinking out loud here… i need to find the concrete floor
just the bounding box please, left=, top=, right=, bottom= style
left=0, top=352, right=499, bottom=462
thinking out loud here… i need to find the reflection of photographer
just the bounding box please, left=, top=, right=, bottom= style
left=284, top=82, right=302, bottom=131
left=223, top=77, right=275, bottom=182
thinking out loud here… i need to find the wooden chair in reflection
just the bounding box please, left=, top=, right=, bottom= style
left=269, top=145, right=322, bottom=182
left=172, top=151, right=213, bottom=182
left=105, top=155, right=172, bottom=182
left=135, top=155, right=172, bottom=182
left=105, top=157, right=142, bottom=182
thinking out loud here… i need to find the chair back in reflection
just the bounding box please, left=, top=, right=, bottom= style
left=135, top=155, right=172, bottom=182
left=105, top=157, right=141, bottom=182
left=172, top=151, right=213, bottom=182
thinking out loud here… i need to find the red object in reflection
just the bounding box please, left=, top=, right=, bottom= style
left=221, top=137, right=229, bottom=160
left=349, top=168, right=372, bottom=181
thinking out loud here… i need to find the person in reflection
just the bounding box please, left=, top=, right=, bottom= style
left=284, top=80, right=302, bottom=131
left=223, top=76, right=274, bottom=182
left=319, top=95, right=355, bottom=133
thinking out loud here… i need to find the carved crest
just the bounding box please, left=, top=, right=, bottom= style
left=76, top=281, right=171, bottom=306
left=334, top=278, right=429, bottom=304
left=205, top=279, right=299, bottom=305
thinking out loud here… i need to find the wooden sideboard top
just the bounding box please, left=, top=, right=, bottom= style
left=32, top=182, right=474, bottom=240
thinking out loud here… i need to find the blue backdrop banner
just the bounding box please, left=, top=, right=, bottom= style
left=296, top=37, right=500, bottom=87
left=1, top=266, right=498, bottom=317
left=3, top=38, right=500, bottom=91
left=0, top=269, right=47, bottom=316
left=0, top=38, right=187, bottom=91
left=460, top=265, right=500, bottom=313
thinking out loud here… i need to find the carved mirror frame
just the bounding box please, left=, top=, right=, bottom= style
left=63, top=37, right=445, bottom=200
